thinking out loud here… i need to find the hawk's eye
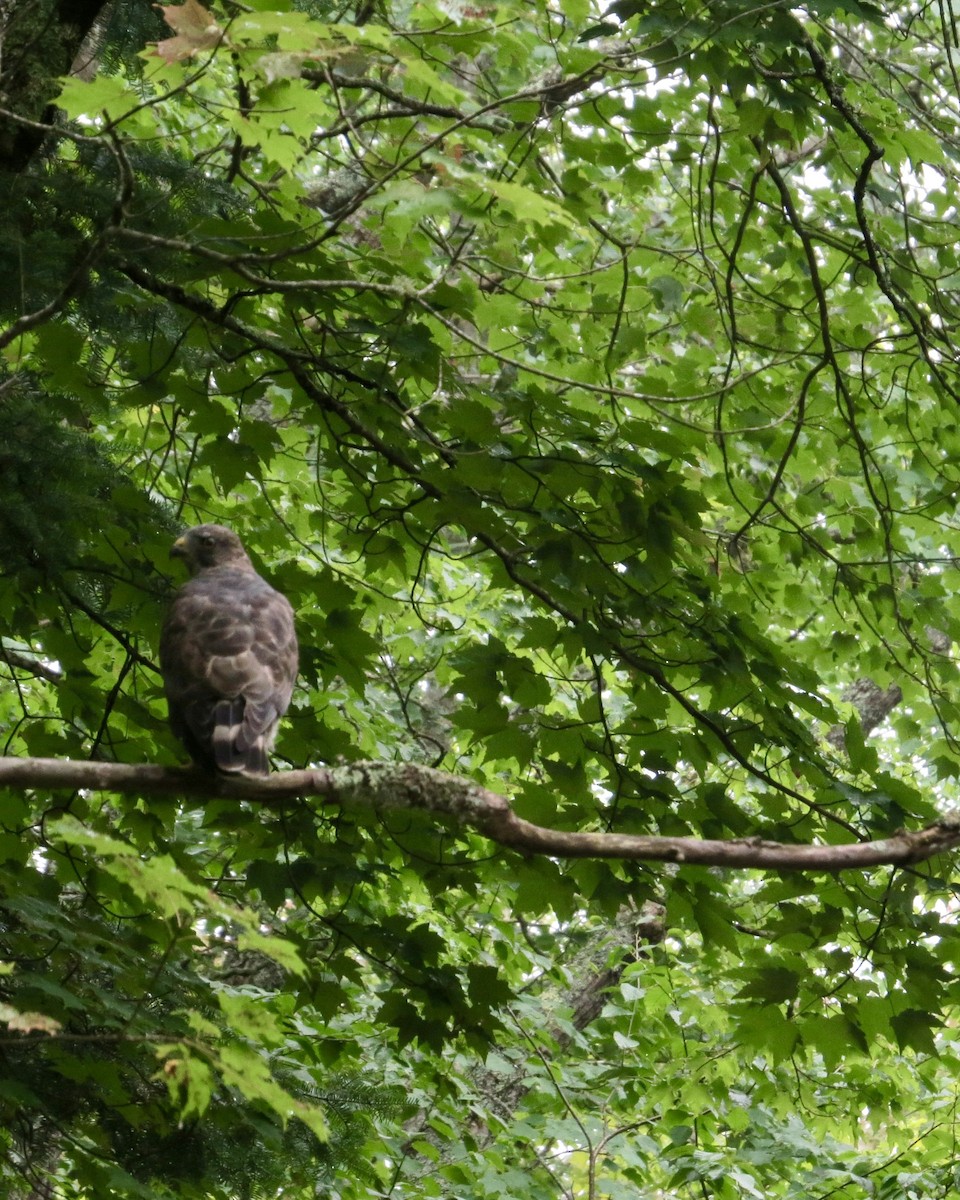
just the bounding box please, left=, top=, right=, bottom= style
left=201, top=535, right=216, bottom=547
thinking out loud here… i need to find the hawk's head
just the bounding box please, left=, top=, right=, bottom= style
left=170, top=525, right=252, bottom=572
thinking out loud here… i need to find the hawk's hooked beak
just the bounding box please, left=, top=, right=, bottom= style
left=170, top=536, right=188, bottom=560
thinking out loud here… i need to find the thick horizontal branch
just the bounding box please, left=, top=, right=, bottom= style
left=0, top=757, right=957, bottom=872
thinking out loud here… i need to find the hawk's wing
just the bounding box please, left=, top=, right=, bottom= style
left=160, top=566, right=298, bottom=774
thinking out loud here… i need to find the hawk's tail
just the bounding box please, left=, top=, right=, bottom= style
left=212, top=699, right=269, bottom=775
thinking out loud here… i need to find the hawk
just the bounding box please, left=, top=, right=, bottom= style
left=160, top=525, right=298, bottom=774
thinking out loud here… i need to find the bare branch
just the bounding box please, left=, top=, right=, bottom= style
left=0, top=649, right=62, bottom=684
left=0, top=757, right=956, bottom=872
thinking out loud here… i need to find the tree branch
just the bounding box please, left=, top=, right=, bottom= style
left=0, top=757, right=956, bottom=872
left=0, top=648, right=62, bottom=684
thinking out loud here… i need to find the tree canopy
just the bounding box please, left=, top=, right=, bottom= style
left=4, top=0, right=960, bottom=1196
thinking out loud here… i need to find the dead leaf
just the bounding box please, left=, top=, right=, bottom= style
left=153, top=0, right=223, bottom=63
left=0, top=1003, right=62, bottom=1035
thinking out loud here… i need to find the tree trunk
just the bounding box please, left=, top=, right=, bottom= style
left=0, top=0, right=112, bottom=172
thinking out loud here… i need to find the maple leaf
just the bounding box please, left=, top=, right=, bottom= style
left=153, top=0, right=223, bottom=63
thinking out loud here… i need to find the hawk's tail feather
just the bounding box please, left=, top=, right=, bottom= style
left=211, top=699, right=266, bottom=775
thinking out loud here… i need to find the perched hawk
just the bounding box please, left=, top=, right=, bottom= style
left=160, top=525, right=298, bottom=774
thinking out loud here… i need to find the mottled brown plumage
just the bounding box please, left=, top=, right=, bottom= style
left=160, top=525, right=298, bottom=774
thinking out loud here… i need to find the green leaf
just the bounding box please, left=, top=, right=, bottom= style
left=890, top=1009, right=940, bottom=1055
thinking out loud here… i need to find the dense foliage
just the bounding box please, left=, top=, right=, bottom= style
left=4, top=0, right=960, bottom=1195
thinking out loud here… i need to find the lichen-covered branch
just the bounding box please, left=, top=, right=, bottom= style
left=0, top=757, right=957, bottom=872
